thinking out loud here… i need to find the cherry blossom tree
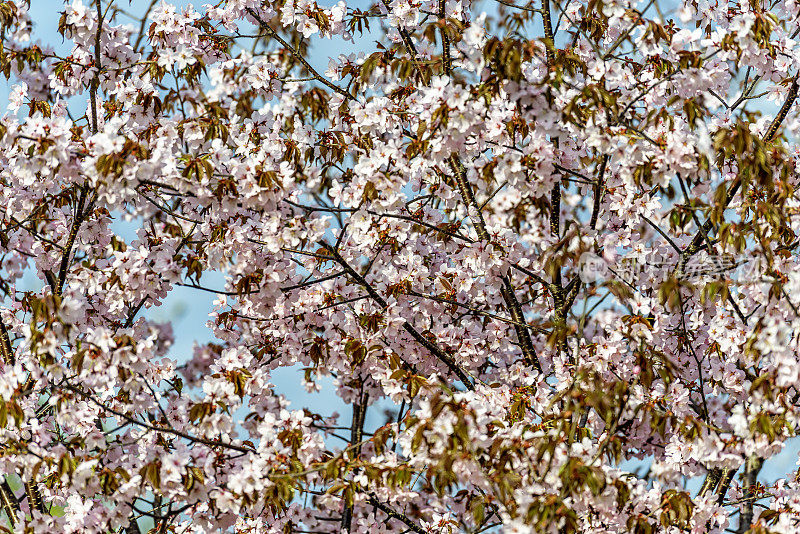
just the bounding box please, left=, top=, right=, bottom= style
left=2, top=0, right=800, bottom=531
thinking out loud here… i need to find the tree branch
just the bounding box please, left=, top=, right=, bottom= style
left=366, top=495, right=427, bottom=534
left=321, top=241, right=476, bottom=389
left=61, top=384, right=257, bottom=454
left=438, top=0, right=451, bottom=76
left=589, top=155, right=609, bottom=230
left=0, top=318, right=13, bottom=366
left=737, top=456, right=764, bottom=533
left=246, top=9, right=355, bottom=102
left=341, top=389, right=369, bottom=532
left=680, top=77, right=799, bottom=271
left=447, top=158, right=542, bottom=372
left=0, top=480, right=17, bottom=527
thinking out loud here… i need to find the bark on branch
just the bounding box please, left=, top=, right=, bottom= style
left=322, top=242, right=476, bottom=389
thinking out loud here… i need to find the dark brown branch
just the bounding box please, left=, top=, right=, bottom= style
left=438, top=0, right=451, bottom=76
left=247, top=9, right=355, bottom=102
left=643, top=216, right=681, bottom=253
left=341, top=390, right=369, bottom=532
left=675, top=174, right=748, bottom=326
left=62, top=384, right=257, bottom=454
left=764, top=79, right=799, bottom=142
left=540, top=0, right=575, bottom=366
left=549, top=181, right=561, bottom=237
left=125, top=515, right=142, bottom=534
left=379, top=0, right=424, bottom=77
left=715, top=467, right=735, bottom=504
left=601, top=0, right=656, bottom=59
left=541, top=0, right=556, bottom=65
left=737, top=456, right=764, bottom=533
left=129, top=501, right=194, bottom=523
left=490, top=0, right=538, bottom=12
left=0, top=480, right=17, bottom=527
left=56, top=186, right=89, bottom=296
left=284, top=200, right=475, bottom=243
left=448, top=158, right=542, bottom=371
left=280, top=271, right=347, bottom=293
left=132, top=0, right=158, bottom=52
left=681, top=77, right=799, bottom=269
left=366, top=495, right=427, bottom=534
left=589, top=155, right=609, bottom=230
left=0, top=318, right=13, bottom=366
left=698, top=467, right=723, bottom=498
left=89, top=0, right=103, bottom=135
left=23, top=481, right=45, bottom=515
left=406, top=290, right=548, bottom=334
left=321, top=241, right=476, bottom=389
